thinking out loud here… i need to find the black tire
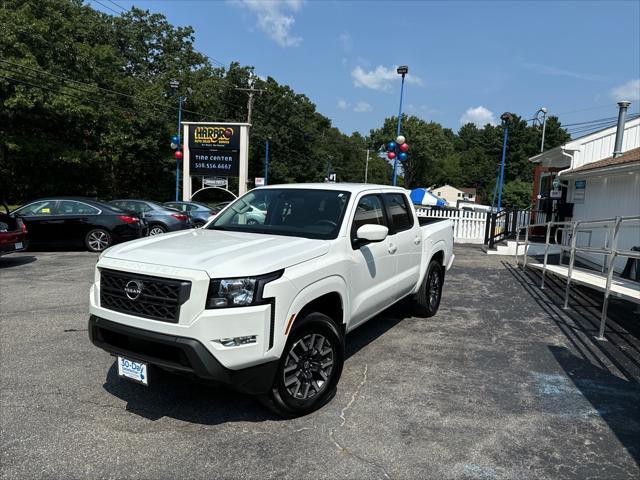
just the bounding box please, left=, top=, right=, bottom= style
left=259, top=312, right=344, bottom=417
left=148, top=224, right=167, bottom=236
left=85, top=228, right=112, bottom=252
left=193, top=221, right=205, bottom=228
left=415, top=259, right=444, bottom=317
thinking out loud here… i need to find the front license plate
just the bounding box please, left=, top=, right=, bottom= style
left=117, top=356, right=148, bottom=385
left=15, top=242, right=23, bottom=250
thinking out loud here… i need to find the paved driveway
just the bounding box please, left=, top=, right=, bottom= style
left=1, top=247, right=638, bottom=479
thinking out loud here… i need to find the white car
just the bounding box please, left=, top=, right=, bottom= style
left=89, top=184, right=454, bottom=416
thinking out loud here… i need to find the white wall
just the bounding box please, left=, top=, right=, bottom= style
left=568, top=170, right=640, bottom=270
left=571, top=118, right=640, bottom=170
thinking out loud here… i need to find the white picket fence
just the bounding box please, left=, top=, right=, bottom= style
left=415, top=207, right=532, bottom=244
left=415, top=208, right=488, bottom=244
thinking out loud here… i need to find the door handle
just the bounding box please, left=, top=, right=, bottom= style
left=414, top=237, right=421, bottom=245
left=388, top=243, right=398, bottom=254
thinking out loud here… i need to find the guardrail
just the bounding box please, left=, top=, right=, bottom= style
left=515, top=215, right=640, bottom=340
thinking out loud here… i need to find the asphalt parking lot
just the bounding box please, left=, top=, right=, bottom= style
left=1, top=246, right=639, bottom=479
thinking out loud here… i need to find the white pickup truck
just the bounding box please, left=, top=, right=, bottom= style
left=89, top=184, right=454, bottom=416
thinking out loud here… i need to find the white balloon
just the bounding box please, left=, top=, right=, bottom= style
left=396, top=135, right=406, bottom=145
left=170, top=142, right=178, bottom=149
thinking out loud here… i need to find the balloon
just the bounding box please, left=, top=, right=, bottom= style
left=224, top=128, right=233, bottom=138
left=387, top=151, right=396, bottom=160
left=396, top=135, right=406, bottom=145
left=175, top=150, right=183, bottom=159
left=387, top=141, right=396, bottom=151
left=399, top=152, right=407, bottom=161
left=170, top=142, right=178, bottom=150
left=171, top=135, right=179, bottom=144
left=399, top=143, right=409, bottom=152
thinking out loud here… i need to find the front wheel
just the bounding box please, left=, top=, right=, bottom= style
left=260, top=312, right=344, bottom=417
left=415, top=259, right=444, bottom=317
left=148, top=224, right=167, bottom=236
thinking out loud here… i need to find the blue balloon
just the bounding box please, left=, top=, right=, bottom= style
left=399, top=152, right=408, bottom=161
left=171, top=135, right=179, bottom=144
left=387, top=141, right=396, bottom=151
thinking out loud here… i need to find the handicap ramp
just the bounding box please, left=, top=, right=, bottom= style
left=528, top=263, right=640, bottom=303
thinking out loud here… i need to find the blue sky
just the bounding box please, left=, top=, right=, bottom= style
left=92, top=0, right=640, bottom=136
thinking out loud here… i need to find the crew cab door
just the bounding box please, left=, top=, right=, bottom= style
left=347, top=192, right=397, bottom=329
left=382, top=192, right=422, bottom=299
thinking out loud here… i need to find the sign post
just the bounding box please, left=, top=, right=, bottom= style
left=182, top=122, right=250, bottom=201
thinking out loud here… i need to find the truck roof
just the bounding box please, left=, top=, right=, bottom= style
left=255, top=183, right=408, bottom=194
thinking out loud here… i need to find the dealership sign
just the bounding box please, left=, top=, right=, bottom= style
left=188, top=124, right=241, bottom=176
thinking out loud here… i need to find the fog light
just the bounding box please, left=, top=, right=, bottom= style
left=216, top=335, right=257, bottom=347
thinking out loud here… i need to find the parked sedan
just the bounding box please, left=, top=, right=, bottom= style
left=11, top=198, right=145, bottom=252
left=110, top=199, right=191, bottom=235
left=0, top=202, right=28, bottom=256
left=163, top=201, right=215, bottom=228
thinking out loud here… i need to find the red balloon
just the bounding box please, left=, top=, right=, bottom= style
left=400, top=143, right=409, bottom=152
left=387, top=151, right=396, bottom=160
left=175, top=150, right=183, bottom=159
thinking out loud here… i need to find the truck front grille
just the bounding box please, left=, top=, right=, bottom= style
left=99, top=269, right=191, bottom=323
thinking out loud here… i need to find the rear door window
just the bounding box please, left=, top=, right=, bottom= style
left=383, top=193, right=414, bottom=232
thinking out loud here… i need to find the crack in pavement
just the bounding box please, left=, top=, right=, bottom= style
left=327, top=365, right=391, bottom=479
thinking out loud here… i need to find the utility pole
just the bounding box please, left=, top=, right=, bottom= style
left=364, top=149, right=370, bottom=183
left=236, top=78, right=264, bottom=134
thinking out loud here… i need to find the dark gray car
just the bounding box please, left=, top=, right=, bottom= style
left=110, top=200, right=192, bottom=235
left=163, top=201, right=214, bottom=228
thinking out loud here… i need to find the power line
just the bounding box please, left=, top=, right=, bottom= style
left=89, top=0, right=121, bottom=15
left=0, top=58, right=219, bottom=120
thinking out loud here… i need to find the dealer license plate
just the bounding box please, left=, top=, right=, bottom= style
left=117, top=356, right=148, bottom=385
left=15, top=242, right=23, bottom=250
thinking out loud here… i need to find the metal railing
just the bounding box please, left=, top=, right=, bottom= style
left=515, top=215, right=640, bottom=341
left=484, top=207, right=531, bottom=248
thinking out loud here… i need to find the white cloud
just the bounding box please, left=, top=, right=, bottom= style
left=235, top=0, right=302, bottom=47
left=610, top=79, right=640, bottom=101
left=337, top=99, right=349, bottom=110
left=351, top=65, right=423, bottom=92
left=460, top=106, right=497, bottom=127
left=353, top=101, right=372, bottom=113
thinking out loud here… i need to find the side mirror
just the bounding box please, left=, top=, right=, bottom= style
left=356, top=224, right=388, bottom=243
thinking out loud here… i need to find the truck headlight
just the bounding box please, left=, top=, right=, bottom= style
left=206, top=270, right=283, bottom=309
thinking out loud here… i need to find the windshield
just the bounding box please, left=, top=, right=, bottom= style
left=207, top=188, right=351, bottom=240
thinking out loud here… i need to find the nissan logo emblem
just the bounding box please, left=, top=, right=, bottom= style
left=124, top=280, right=144, bottom=300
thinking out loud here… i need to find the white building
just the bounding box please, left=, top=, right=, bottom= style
left=433, top=184, right=476, bottom=207
left=529, top=112, right=640, bottom=271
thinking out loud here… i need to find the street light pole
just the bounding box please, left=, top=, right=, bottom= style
left=535, top=107, right=548, bottom=153
left=392, top=65, right=408, bottom=186
left=175, top=95, right=184, bottom=201
left=496, top=112, right=513, bottom=211
left=265, top=138, right=270, bottom=185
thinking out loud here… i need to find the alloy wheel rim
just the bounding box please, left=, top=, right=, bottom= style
left=149, top=227, right=164, bottom=235
left=283, top=333, right=334, bottom=401
left=429, top=270, right=440, bottom=309
left=88, top=231, right=108, bottom=251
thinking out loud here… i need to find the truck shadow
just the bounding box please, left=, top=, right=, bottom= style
left=101, top=302, right=410, bottom=424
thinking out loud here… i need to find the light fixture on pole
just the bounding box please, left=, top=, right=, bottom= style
left=391, top=65, right=408, bottom=186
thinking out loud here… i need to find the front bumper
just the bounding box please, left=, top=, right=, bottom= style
left=89, top=315, right=278, bottom=394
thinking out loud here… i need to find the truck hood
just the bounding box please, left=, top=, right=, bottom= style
left=102, top=229, right=330, bottom=277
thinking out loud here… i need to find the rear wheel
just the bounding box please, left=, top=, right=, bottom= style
left=415, top=259, right=443, bottom=317
left=85, top=229, right=112, bottom=252
left=259, top=312, right=344, bottom=417
left=193, top=221, right=206, bottom=228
